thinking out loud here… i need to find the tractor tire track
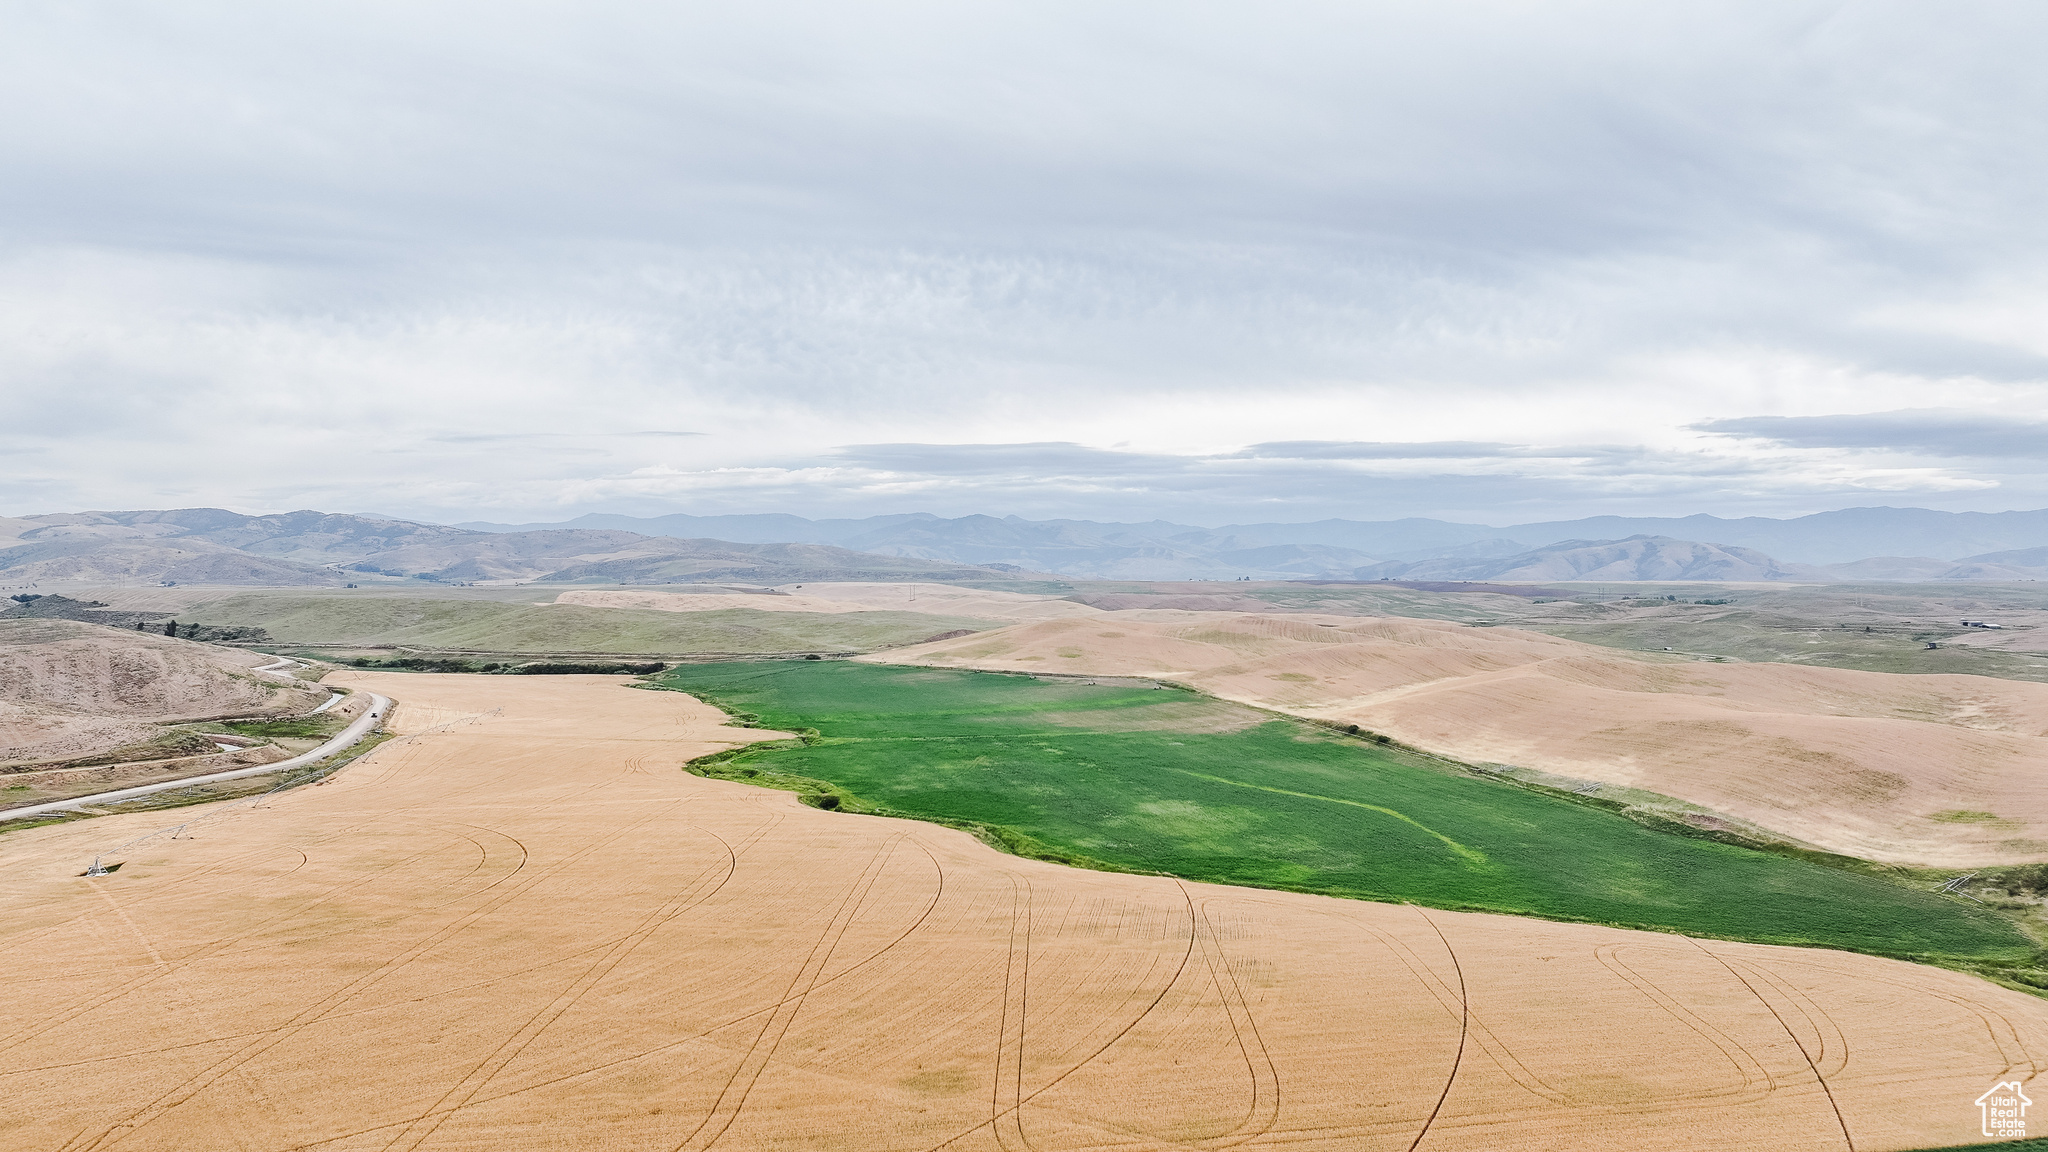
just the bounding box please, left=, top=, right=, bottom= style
left=926, top=873, right=1200, bottom=1152
left=60, top=804, right=674, bottom=1152
left=0, top=824, right=512, bottom=1062
left=1765, top=952, right=2047, bottom=1084
left=670, top=833, right=908, bottom=1152
left=1183, top=893, right=1282, bottom=1149
left=274, top=819, right=960, bottom=1152
left=1594, top=943, right=1776, bottom=1103
left=377, top=821, right=752, bottom=1151
left=1401, top=905, right=1467, bottom=1152
left=1684, top=937, right=1854, bottom=1152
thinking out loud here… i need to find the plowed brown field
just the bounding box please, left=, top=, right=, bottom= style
left=870, top=613, right=2048, bottom=866
left=1, top=672, right=2041, bottom=1151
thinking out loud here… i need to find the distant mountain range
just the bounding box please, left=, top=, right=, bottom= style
left=5, top=505, right=2048, bottom=587
left=461, top=507, right=2048, bottom=581
left=0, top=510, right=1008, bottom=587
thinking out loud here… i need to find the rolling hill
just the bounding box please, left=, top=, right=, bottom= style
left=870, top=611, right=2048, bottom=866
left=0, top=619, right=325, bottom=765
left=465, top=505, right=2048, bottom=569
left=0, top=509, right=1015, bottom=587
left=13, top=505, right=2048, bottom=585
left=1356, top=535, right=1829, bottom=583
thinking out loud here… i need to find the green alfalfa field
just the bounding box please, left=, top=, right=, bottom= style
left=655, top=659, right=2033, bottom=963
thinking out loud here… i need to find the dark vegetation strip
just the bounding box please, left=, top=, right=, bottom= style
left=653, top=660, right=2035, bottom=966
left=1892, top=1131, right=2048, bottom=1139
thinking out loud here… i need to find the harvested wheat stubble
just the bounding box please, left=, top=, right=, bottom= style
left=0, top=672, right=2041, bottom=1151
left=870, top=612, right=2048, bottom=867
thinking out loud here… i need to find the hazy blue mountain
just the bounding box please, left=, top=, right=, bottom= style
left=1186, top=518, right=1512, bottom=554
left=345, top=529, right=1000, bottom=584
left=1355, top=535, right=1826, bottom=583
left=455, top=511, right=941, bottom=545
left=456, top=506, right=2048, bottom=577
left=22, top=508, right=474, bottom=562
left=1502, top=507, right=2048, bottom=564
left=0, top=510, right=1013, bottom=586
left=21, top=505, right=2048, bottom=585
left=1957, top=544, right=2048, bottom=568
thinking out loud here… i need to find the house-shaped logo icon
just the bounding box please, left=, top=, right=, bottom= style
left=1977, top=1080, right=2032, bottom=1138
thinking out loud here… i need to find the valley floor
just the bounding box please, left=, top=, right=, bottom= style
left=0, top=672, right=2040, bottom=1151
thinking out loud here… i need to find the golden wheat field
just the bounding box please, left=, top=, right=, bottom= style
left=0, top=672, right=2041, bottom=1151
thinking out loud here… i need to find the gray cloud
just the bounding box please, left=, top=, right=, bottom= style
left=431, top=431, right=703, bottom=443
left=4, top=3, right=2048, bottom=522
left=1232, top=442, right=1525, bottom=460
left=1694, top=410, right=2048, bottom=460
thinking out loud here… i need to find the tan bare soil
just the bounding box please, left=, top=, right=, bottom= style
left=0, top=672, right=2038, bottom=1151
left=557, top=582, right=1101, bottom=622
left=869, top=613, right=2048, bottom=866
left=0, top=620, right=326, bottom=765
left=0, top=744, right=292, bottom=810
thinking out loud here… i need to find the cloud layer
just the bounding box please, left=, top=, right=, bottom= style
left=4, top=2, right=2048, bottom=524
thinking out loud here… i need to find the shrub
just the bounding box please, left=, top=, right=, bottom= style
left=2000, top=863, right=2048, bottom=894
left=508, top=661, right=665, bottom=675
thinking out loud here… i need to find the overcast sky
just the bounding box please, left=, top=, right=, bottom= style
left=6, top=1, right=2048, bottom=527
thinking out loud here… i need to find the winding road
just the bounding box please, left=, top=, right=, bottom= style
left=0, top=689, right=392, bottom=822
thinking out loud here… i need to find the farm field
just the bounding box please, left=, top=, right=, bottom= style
left=2, top=671, right=2045, bottom=1150
left=171, top=591, right=999, bottom=656
left=657, top=661, right=2028, bottom=960
left=874, top=612, right=2048, bottom=866
left=1055, top=578, right=2048, bottom=685
left=559, top=582, right=1102, bottom=622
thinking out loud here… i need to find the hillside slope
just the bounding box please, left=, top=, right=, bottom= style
left=16, top=508, right=472, bottom=562
left=470, top=505, right=2048, bottom=568
left=870, top=612, right=2048, bottom=866
left=0, top=620, right=325, bottom=764
left=179, top=593, right=1001, bottom=655
left=0, top=508, right=1013, bottom=587
left=1359, top=535, right=1826, bottom=582
left=0, top=536, right=345, bottom=587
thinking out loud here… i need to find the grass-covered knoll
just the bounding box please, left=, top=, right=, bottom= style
left=181, top=593, right=998, bottom=655
left=657, top=660, right=2032, bottom=961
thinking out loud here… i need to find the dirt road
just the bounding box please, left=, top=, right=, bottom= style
left=0, top=690, right=390, bottom=822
